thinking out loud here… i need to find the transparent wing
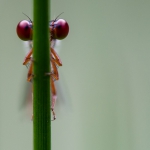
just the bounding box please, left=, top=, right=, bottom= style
left=21, top=39, right=71, bottom=117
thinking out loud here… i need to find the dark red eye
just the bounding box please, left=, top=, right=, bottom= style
left=51, top=19, right=69, bottom=40
left=16, top=20, right=32, bottom=41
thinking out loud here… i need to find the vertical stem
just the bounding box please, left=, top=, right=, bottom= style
left=33, top=0, right=51, bottom=150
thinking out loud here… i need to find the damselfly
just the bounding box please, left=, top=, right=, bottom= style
left=16, top=14, right=69, bottom=120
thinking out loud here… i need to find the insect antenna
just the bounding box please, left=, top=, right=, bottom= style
left=22, top=12, right=33, bottom=23
left=54, top=12, right=64, bottom=22
left=50, top=12, right=64, bottom=27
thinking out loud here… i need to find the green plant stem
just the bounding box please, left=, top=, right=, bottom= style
left=33, top=0, right=50, bottom=150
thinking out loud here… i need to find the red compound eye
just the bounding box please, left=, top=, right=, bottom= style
left=16, top=20, right=32, bottom=41
left=51, top=19, right=69, bottom=40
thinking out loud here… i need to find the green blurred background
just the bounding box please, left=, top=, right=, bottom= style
left=1, top=0, right=150, bottom=149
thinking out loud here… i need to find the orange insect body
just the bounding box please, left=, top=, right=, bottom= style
left=16, top=15, right=69, bottom=120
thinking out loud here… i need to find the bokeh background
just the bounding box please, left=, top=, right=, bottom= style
left=1, top=0, right=150, bottom=150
